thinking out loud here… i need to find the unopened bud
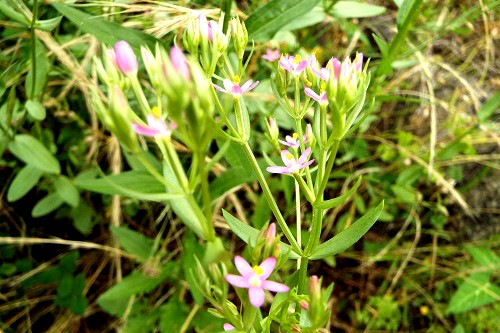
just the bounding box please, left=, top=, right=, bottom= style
left=291, top=324, right=301, bottom=332
left=114, top=40, right=137, bottom=75
left=170, top=46, right=190, bottom=80
left=300, top=300, right=309, bottom=310
left=230, top=17, right=248, bottom=60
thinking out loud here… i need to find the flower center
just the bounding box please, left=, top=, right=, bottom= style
left=232, top=75, right=240, bottom=84
left=249, top=274, right=261, bottom=287
left=253, top=265, right=264, bottom=276
left=152, top=106, right=161, bottom=118
left=285, top=153, right=294, bottom=161
left=320, top=83, right=326, bottom=93
left=292, top=55, right=301, bottom=64
left=292, top=133, right=298, bottom=141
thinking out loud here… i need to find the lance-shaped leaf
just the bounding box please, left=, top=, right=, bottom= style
left=223, top=209, right=299, bottom=259
left=310, top=201, right=384, bottom=260
left=315, top=176, right=362, bottom=210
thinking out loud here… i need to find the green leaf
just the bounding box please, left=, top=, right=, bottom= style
left=75, top=170, right=182, bottom=202
left=25, top=39, right=49, bottom=99
left=8, top=134, right=61, bottom=174
left=98, top=265, right=171, bottom=301
left=446, top=272, right=500, bottom=314
left=182, top=233, right=205, bottom=306
left=110, top=226, right=154, bottom=260
left=372, top=33, right=389, bottom=57
left=222, top=209, right=299, bottom=259
left=310, top=201, right=384, bottom=260
left=316, top=177, right=362, bottom=210
left=52, top=2, right=158, bottom=51
left=7, top=165, right=44, bottom=202
left=397, top=0, right=421, bottom=28
left=54, top=176, right=80, bottom=208
left=332, top=1, right=386, bottom=18
left=209, top=166, right=255, bottom=198
left=0, top=0, right=29, bottom=25
left=25, top=100, right=46, bottom=120
left=466, top=246, right=500, bottom=269
left=32, top=193, right=64, bottom=217
left=35, top=16, right=62, bottom=32
left=281, top=6, right=325, bottom=31
left=71, top=202, right=95, bottom=235
left=160, top=300, right=190, bottom=332
left=478, top=93, right=500, bottom=124
left=246, top=0, right=320, bottom=41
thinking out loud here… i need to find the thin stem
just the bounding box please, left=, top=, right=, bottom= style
left=316, top=140, right=340, bottom=197
left=130, top=76, right=150, bottom=116
left=197, top=149, right=212, bottom=228
left=295, top=180, right=301, bottom=270
left=209, top=84, right=240, bottom=138
left=294, top=118, right=313, bottom=190
left=294, top=76, right=300, bottom=117
left=30, top=0, right=39, bottom=99
left=297, top=257, right=309, bottom=295
left=135, top=152, right=177, bottom=192
left=241, top=142, right=301, bottom=255
left=163, top=139, right=190, bottom=190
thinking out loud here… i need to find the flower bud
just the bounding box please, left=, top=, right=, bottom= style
left=305, top=123, right=316, bottom=148
left=107, top=85, right=139, bottom=152
left=308, top=275, right=333, bottom=329
left=300, top=300, right=309, bottom=310
left=170, top=46, right=190, bottom=80
left=114, top=40, right=137, bottom=75
left=275, top=66, right=290, bottom=97
left=230, top=17, right=248, bottom=60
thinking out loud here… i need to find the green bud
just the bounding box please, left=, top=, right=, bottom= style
left=230, top=17, right=248, bottom=60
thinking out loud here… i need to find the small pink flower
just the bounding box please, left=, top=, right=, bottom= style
left=262, top=48, right=280, bottom=62
left=304, top=87, right=327, bottom=104
left=198, top=13, right=209, bottom=38
left=311, top=66, right=330, bottom=81
left=213, top=78, right=259, bottom=97
left=266, top=147, right=315, bottom=175
left=226, top=256, right=289, bottom=307
left=114, top=40, right=137, bottom=75
left=223, top=323, right=235, bottom=331
left=278, top=55, right=308, bottom=76
left=278, top=132, right=308, bottom=148
left=132, top=114, right=177, bottom=137
left=170, top=46, right=190, bottom=80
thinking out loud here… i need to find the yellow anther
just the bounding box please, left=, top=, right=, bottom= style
left=320, top=82, right=326, bottom=93
left=232, top=75, right=240, bottom=84
left=293, top=55, right=301, bottom=64
left=292, top=133, right=298, bottom=140
left=285, top=153, right=294, bottom=160
left=151, top=106, right=161, bottom=117
left=253, top=265, right=264, bottom=276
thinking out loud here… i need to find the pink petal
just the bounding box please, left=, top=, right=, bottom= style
left=355, top=53, right=363, bottom=71
left=170, top=46, right=190, bottom=80
left=245, top=80, right=259, bottom=92
left=304, top=87, right=321, bottom=102
left=300, top=159, right=315, bottom=168
left=261, top=280, right=290, bottom=293
left=278, top=60, right=292, bottom=73
left=298, top=147, right=312, bottom=164
left=240, top=79, right=253, bottom=92
left=248, top=287, right=265, bottom=307
left=114, top=40, right=137, bottom=74
left=132, top=123, right=161, bottom=137
left=231, top=85, right=243, bottom=96
left=225, top=274, right=250, bottom=288
left=296, top=60, right=308, bottom=73
left=266, top=166, right=292, bottom=174
left=223, top=323, right=235, bottom=331
left=213, top=83, right=227, bottom=93
left=259, top=257, right=276, bottom=280
left=234, top=256, right=253, bottom=278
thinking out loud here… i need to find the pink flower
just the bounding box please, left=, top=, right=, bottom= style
left=114, top=40, right=137, bottom=75
left=226, top=256, right=289, bottom=307
left=266, top=147, right=315, bottom=175
left=278, top=132, right=308, bottom=148
left=312, top=66, right=330, bottom=81
left=132, top=114, right=177, bottom=137
left=213, top=78, right=259, bottom=97
left=304, top=87, right=327, bottom=104
left=223, top=323, right=235, bottom=331
left=262, top=48, right=280, bottom=62
left=170, top=46, right=190, bottom=80
left=278, top=55, right=308, bottom=76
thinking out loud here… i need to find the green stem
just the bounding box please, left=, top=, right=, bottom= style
left=209, top=84, right=239, bottom=138
left=130, top=76, right=150, bottom=116
left=30, top=0, right=39, bottom=99
left=135, top=152, right=177, bottom=192
left=197, top=149, right=212, bottom=229
left=294, top=118, right=313, bottom=190
left=297, top=257, right=309, bottom=295
left=241, top=142, right=301, bottom=255
left=294, top=76, right=300, bottom=117
left=316, top=140, right=340, bottom=198
left=304, top=206, right=322, bottom=256
left=293, top=174, right=315, bottom=203
left=295, top=180, right=301, bottom=270
left=163, top=139, right=190, bottom=190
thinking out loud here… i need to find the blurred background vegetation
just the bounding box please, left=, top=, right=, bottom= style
left=0, top=0, right=498, bottom=332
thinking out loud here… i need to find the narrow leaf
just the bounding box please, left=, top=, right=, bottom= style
left=8, top=134, right=60, bottom=174
left=478, top=93, right=500, bottom=124
left=52, top=2, right=158, bottom=51
left=246, top=0, right=320, bottom=41
left=315, top=177, right=362, bottom=210
left=372, top=33, right=389, bottom=57
left=7, top=165, right=44, bottom=202
left=222, top=209, right=299, bottom=259
left=332, top=1, right=386, bottom=18
left=310, top=201, right=384, bottom=260
left=25, top=40, right=49, bottom=99
left=36, top=16, right=62, bottom=32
